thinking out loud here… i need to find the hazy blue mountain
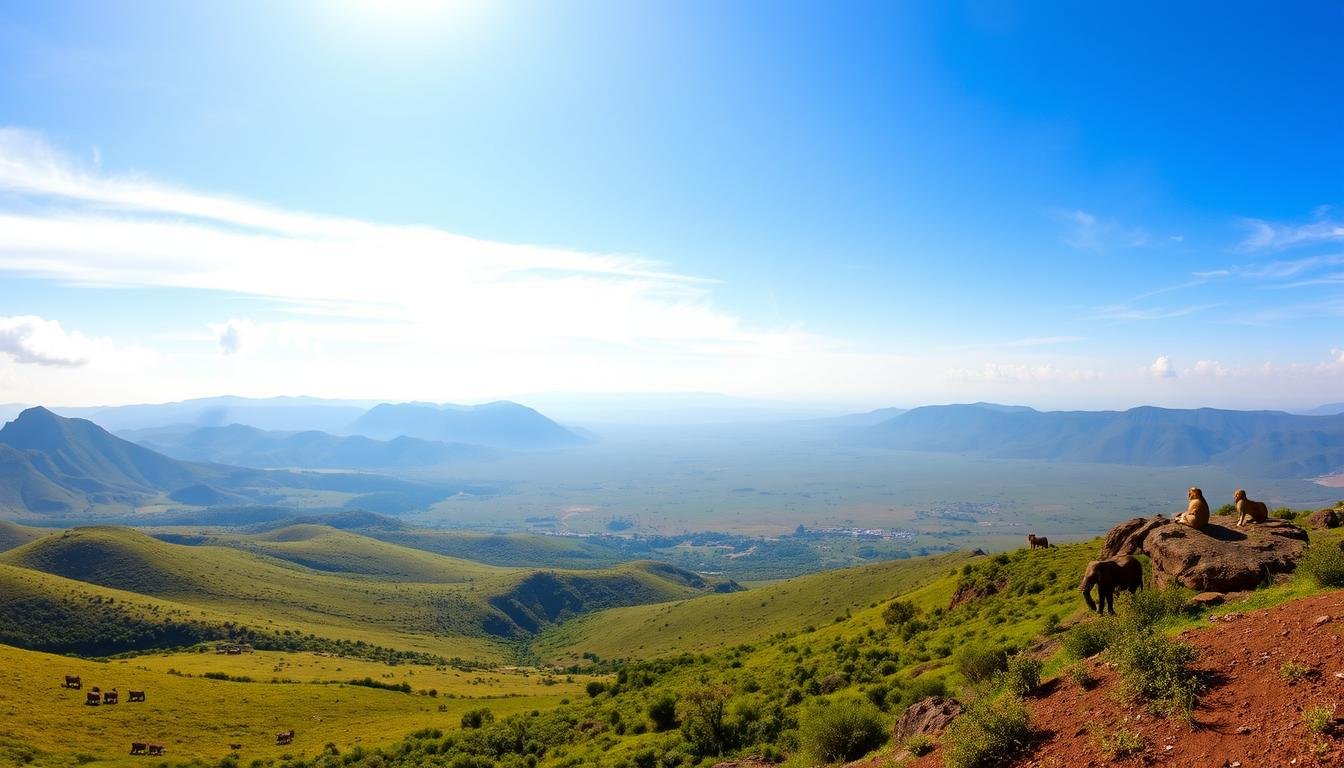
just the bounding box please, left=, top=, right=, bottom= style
left=857, top=403, right=1344, bottom=477
left=121, top=423, right=497, bottom=470
left=1301, top=402, right=1344, bottom=416
left=47, top=396, right=376, bottom=433
left=347, top=401, right=585, bottom=449
left=0, top=408, right=470, bottom=518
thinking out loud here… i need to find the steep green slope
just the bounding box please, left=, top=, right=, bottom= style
left=533, top=550, right=975, bottom=662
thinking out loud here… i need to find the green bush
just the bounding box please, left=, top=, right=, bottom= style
left=1273, top=507, right=1297, bottom=520
left=1299, top=543, right=1344, bottom=587
left=942, top=695, right=1031, bottom=768
left=1110, top=630, right=1200, bottom=717
left=1065, top=664, right=1095, bottom=690
left=1214, top=503, right=1236, bottom=516
left=798, top=699, right=887, bottom=763
left=648, top=694, right=679, bottom=731
left=459, top=707, right=494, bottom=729
left=1061, top=617, right=1119, bottom=659
left=904, top=733, right=934, bottom=756
left=1116, top=587, right=1191, bottom=631
left=954, top=643, right=1008, bottom=685
left=1097, top=727, right=1145, bottom=759
left=882, top=600, right=918, bottom=627
left=586, top=681, right=608, bottom=697
left=1000, top=652, right=1041, bottom=697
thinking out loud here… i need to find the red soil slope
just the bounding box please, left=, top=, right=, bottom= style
left=912, top=591, right=1344, bottom=768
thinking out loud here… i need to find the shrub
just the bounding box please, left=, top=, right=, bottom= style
left=679, top=684, right=734, bottom=757
left=1061, top=617, right=1119, bottom=659
left=798, top=699, right=887, bottom=763
left=882, top=600, right=918, bottom=627
left=648, top=694, right=679, bottom=731
left=942, top=695, right=1031, bottom=768
left=459, top=707, right=494, bottom=729
left=1097, top=727, right=1145, bottom=759
left=1300, top=543, right=1344, bottom=587
left=904, top=733, right=934, bottom=756
left=1110, top=630, right=1200, bottom=717
left=1215, top=503, right=1236, bottom=516
left=1117, top=587, right=1191, bottom=631
left=1304, top=704, right=1335, bottom=735
left=1065, top=663, right=1096, bottom=689
left=586, top=681, right=608, bottom=698
left=1279, top=661, right=1312, bottom=683
left=1273, top=507, right=1297, bottom=520
left=955, top=643, right=1008, bottom=685
left=1001, top=652, right=1042, bottom=697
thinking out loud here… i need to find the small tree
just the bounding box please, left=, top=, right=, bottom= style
left=882, top=600, right=918, bottom=627
left=799, top=699, right=887, bottom=763
left=459, top=707, right=494, bottom=729
left=679, top=684, right=734, bottom=757
left=648, top=694, right=679, bottom=731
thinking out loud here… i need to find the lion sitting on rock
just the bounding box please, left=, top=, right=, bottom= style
left=1175, top=487, right=1209, bottom=530
left=1234, top=488, right=1270, bottom=526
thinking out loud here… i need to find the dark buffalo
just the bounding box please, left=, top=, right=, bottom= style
left=128, top=690, right=146, bottom=702
left=64, top=675, right=81, bottom=689
left=276, top=729, right=295, bottom=745
left=1080, top=555, right=1144, bottom=615
left=103, top=690, right=118, bottom=704
left=130, top=742, right=147, bottom=755
left=147, top=744, right=165, bottom=756
left=85, top=692, right=101, bottom=705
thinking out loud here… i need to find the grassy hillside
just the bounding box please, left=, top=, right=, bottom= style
left=0, top=519, right=43, bottom=551
left=533, top=550, right=976, bottom=662
left=359, top=526, right=631, bottom=569
left=0, top=642, right=585, bottom=768
left=0, top=527, right=723, bottom=659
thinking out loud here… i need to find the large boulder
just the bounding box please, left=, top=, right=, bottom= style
left=893, top=696, right=962, bottom=743
left=1305, top=508, right=1340, bottom=530
left=1100, top=516, right=1308, bottom=592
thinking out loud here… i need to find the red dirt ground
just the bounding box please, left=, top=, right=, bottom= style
left=907, top=591, right=1344, bottom=768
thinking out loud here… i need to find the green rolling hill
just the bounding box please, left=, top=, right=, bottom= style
left=0, top=519, right=43, bottom=552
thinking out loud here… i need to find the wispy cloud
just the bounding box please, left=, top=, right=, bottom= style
left=1058, top=209, right=1149, bottom=251
left=1093, top=303, right=1222, bottom=322
left=1238, top=209, right=1344, bottom=251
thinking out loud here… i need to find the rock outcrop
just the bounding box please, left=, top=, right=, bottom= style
left=893, top=696, right=963, bottom=743
left=1100, top=516, right=1308, bottom=592
left=1305, top=508, right=1340, bottom=529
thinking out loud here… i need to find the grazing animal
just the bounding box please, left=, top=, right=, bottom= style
left=103, top=689, right=118, bottom=704
left=85, top=691, right=101, bottom=706
left=1234, top=489, right=1270, bottom=526
left=1175, top=487, right=1210, bottom=530
left=147, top=744, right=165, bottom=756
left=228, top=743, right=243, bottom=751
left=1080, top=555, right=1143, bottom=615
left=64, top=675, right=81, bottom=689
left=1027, top=534, right=1049, bottom=549
left=276, top=729, right=295, bottom=745
left=128, top=690, right=146, bottom=702
left=130, top=742, right=147, bottom=755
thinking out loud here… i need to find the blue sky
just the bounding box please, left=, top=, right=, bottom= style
left=0, top=1, right=1341, bottom=410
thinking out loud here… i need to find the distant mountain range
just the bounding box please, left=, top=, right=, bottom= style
left=347, top=401, right=586, bottom=449
left=0, top=407, right=471, bottom=518
left=855, top=403, right=1344, bottom=478
left=119, top=423, right=497, bottom=470
left=0, top=396, right=586, bottom=452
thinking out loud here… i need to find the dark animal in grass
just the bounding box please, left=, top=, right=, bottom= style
left=1080, top=555, right=1143, bottom=615
left=85, top=691, right=100, bottom=705
left=128, top=690, right=145, bottom=702
left=130, top=742, right=147, bottom=755
left=229, top=743, right=243, bottom=751
left=1027, top=534, right=1050, bottom=549
left=1234, top=488, right=1270, bottom=526
left=276, top=729, right=295, bottom=745
left=64, top=675, right=81, bottom=689
left=147, top=744, right=165, bottom=756
left=103, top=689, right=118, bottom=704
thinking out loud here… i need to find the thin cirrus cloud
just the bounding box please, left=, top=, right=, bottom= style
left=1238, top=211, right=1344, bottom=251
left=0, top=128, right=810, bottom=362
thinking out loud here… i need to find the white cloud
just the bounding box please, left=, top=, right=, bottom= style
left=1186, top=359, right=1230, bottom=377
left=1239, top=212, right=1344, bottom=251
left=1148, top=356, right=1175, bottom=378
left=0, top=314, right=145, bottom=367
left=1058, top=209, right=1149, bottom=251
left=942, top=362, right=1100, bottom=383
left=212, top=318, right=256, bottom=355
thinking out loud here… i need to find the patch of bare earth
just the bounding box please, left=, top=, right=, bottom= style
left=909, top=591, right=1344, bottom=768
